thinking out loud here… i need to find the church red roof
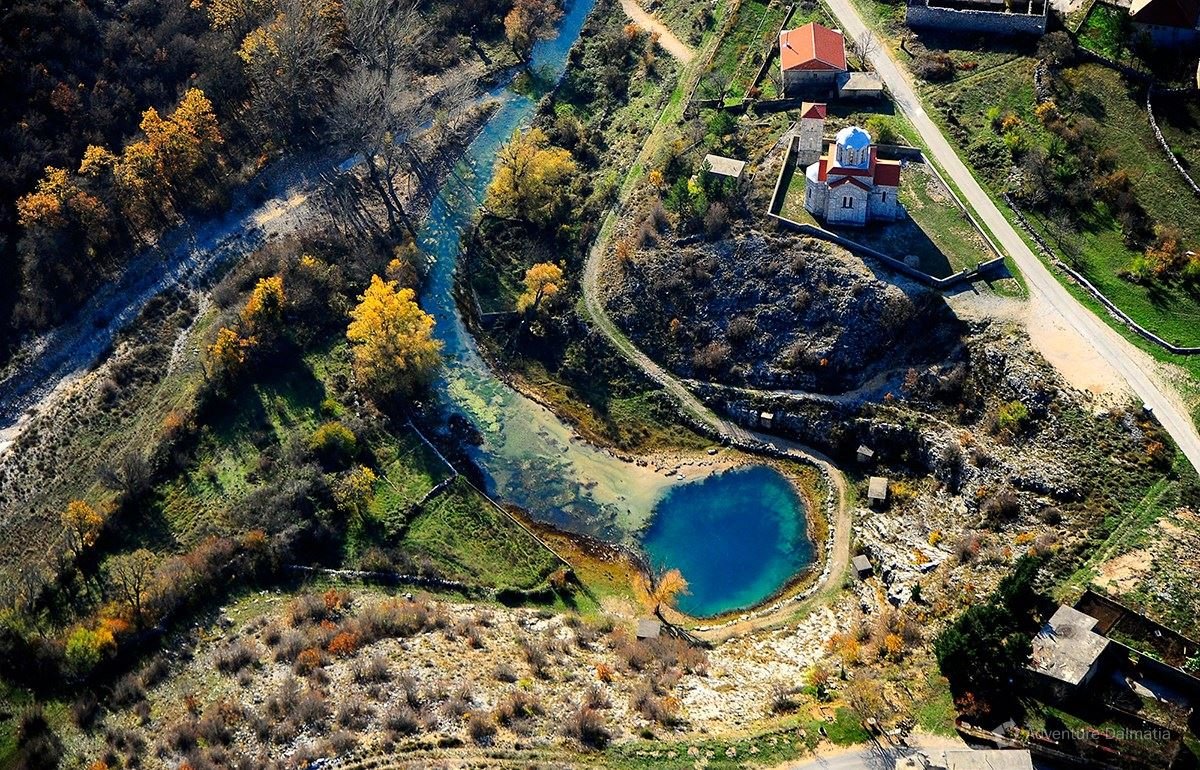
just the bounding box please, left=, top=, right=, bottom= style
left=830, top=176, right=872, bottom=191
left=816, top=147, right=901, bottom=187
left=780, top=23, right=847, bottom=72
left=874, top=159, right=901, bottom=187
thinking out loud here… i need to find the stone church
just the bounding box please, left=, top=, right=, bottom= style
left=801, top=110, right=902, bottom=227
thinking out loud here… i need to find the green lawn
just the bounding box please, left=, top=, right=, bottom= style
left=400, top=477, right=561, bottom=590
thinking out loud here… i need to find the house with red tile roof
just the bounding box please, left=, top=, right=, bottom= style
left=803, top=125, right=903, bottom=226
left=779, top=22, right=847, bottom=95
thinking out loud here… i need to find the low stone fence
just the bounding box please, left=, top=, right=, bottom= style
left=767, top=134, right=1006, bottom=290
left=1146, top=88, right=1200, bottom=199
left=1002, top=194, right=1200, bottom=354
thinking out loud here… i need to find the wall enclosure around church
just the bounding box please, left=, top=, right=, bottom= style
left=905, top=0, right=1048, bottom=35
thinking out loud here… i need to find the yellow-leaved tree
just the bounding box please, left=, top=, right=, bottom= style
left=517, top=262, right=564, bottom=314
left=62, top=500, right=105, bottom=558
left=634, top=568, right=689, bottom=616
left=206, top=326, right=256, bottom=382
left=346, top=275, right=442, bottom=400
left=485, top=128, right=577, bottom=226
left=241, top=275, right=285, bottom=336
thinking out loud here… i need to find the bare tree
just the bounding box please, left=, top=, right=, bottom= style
left=107, top=549, right=159, bottom=626
left=852, top=30, right=878, bottom=70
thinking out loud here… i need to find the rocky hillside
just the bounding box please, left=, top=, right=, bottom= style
left=603, top=227, right=964, bottom=394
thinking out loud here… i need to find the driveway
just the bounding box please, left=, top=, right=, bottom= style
left=822, top=0, right=1200, bottom=474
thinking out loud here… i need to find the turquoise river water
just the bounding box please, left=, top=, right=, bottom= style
left=414, top=0, right=815, bottom=617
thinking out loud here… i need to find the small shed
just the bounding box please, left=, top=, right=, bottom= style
left=856, top=444, right=875, bottom=464
left=836, top=71, right=884, bottom=99
left=759, top=411, right=775, bottom=429
left=703, top=153, right=748, bottom=180
left=852, top=554, right=874, bottom=579
left=867, top=476, right=889, bottom=507
left=636, top=618, right=662, bottom=640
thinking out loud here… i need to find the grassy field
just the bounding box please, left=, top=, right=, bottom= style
left=931, top=60, right=1200, bottom=347
left=400, top=477, right=561, bottom=590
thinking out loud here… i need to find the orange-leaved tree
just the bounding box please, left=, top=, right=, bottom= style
left=634, top=568, right=689, bottom=616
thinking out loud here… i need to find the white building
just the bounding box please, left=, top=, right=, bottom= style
left=804, top=125, right=902, bottom=226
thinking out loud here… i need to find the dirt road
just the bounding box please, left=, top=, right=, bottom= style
left=620, top=0, right=695, bottom=62
left=820, top=1, right=1200, bottom=473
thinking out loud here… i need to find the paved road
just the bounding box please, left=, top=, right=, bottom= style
left=822, top=1, right=1200, bottom=474
left=620, top=0, right=695, bottom=62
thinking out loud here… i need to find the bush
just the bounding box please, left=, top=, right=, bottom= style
left=335, top=695, right=371, bottom=730
left=703, top=202, right=730, bottom=239
left=215, top=638, right=259, bottom=674
left=495, top=690, right=544, bottom=726
left=467, top=711, right=497, bottom=745
left=520, top=637, right=552, bottom=679
left=913, top=51, right=955, bottom=81
left=110, top=674, right=145, bottom=708
left=308, top=421, right=358, bottom=468
left=383, top=703, right=422, bottom=736
left=273, top=630, right=307, bottom=662
left=564, top=705, right=611, bottom=749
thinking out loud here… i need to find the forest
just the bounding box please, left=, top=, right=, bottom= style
left=0, top=0, right=516, bottom=363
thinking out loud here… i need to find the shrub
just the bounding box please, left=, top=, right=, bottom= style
left=215, top=638, right=259, bottom=674
left=293, top=648, right=324, bottom=675
left=383, top=703, right=422, bottom=736
left=444, top=685, right=475, bottom=718
left=308, top=422, right=358, bottom=468
left=288, top=594, right=328, bottom=627
left=335, top=695, right=371, bottom=730
left=273, top=629, right=306, bottom=662
left=294, top=689, right=329, bottom=726
left=467, top=711, right=497, bottom=745
left=520, top=637, right=552, bottom=679
left=769, top=681, right=802, bottom=714
left=981, top=488, right=1020, bottom=522
left=583, top=684, right=611, bottom=710
left=691, top=340, right=730, bottom=373
left=110, top=674, right=145, bottom=708
left=493, top=662, right=518, bottom=683
left=328, top=730, right=358, bottom=754
left=326, top=631, right=359, bottom=657
left=71, top=693, right=100, bottom=730
left=703, top=202, right=729, bottom=239
left=495, top=690, right=544, bottom=726
left=996, top=400, right=1030, bottom=434
left=352, top=653, right=391, bottom=684
left=564, top=705, right=610, bottom=749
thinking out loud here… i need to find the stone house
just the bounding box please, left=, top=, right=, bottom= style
left=803, top=126, right=903, bottom=226
left=1026, top=605, right=1114, bottom=703
left=779, top=23, right=847, bottom=96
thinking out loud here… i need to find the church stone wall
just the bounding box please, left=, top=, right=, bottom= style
left=905, top=1, right=1047, bottom=35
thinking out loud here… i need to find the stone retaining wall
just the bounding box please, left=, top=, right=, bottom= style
left=905, top=0, right=1047, bottom=35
